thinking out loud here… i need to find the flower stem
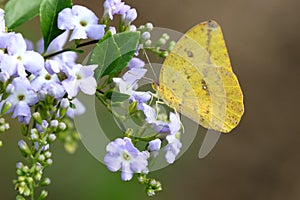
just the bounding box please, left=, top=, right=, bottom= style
left=43, top=40, right=99, bottom=59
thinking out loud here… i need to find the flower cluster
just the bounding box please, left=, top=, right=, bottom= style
left=104, top=1, right=184, bottom=188
left=0, top=0, right=181, bottom=198
left=0, top=5, right=100, bottom=199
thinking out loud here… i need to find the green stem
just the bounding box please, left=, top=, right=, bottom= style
left=43, top=40, right=98, bottom=59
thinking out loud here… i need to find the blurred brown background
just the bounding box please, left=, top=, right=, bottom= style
left=1, top=0, right=300, bottom=199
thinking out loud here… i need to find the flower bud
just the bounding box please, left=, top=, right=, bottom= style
left=22, top=166, right=29, bottom=173
left=16, top=195, right=26, bottom=200
left=0, top=71, right=9, bottom=83
left=38, top=155, right=45, bottom=162
left=1, top=101, right=11, bottom=114
left=39, top=190, right=48, bottom=199
left=30, top=132, right=39, bottom=141
left=48, top=134, right=56, bottom=142
left=16, top=162, right=24, bottom=169
left=122, top=8, right=137, bottom=26
left=146, top=189, right=155, bottom=197
left=46, top=159, right=53, bottom=165
left=129, top=25, right=137, bottom=32
left=18, top=140, right=31, bottom=156
left=162, top=33, right=170, bottom=41
left=141, top=32, right=151, bottom=41
left=149, top=179, right=157, bottom=187
left=44, top=151, right=52, bottom=158
left=38, top=90, right=47, bottom=100
left=6, top=84, right=14, bottom=93
left=58, top=122, right=67, bottom=130
left=34, top=173, right=42, bottom=181
left=60, top=98, right=70, bottom=109
left=0, top=117, right=5, bottom=124
left=40, top=177, right=51, bottom=186
left=50, top=120, right=59, bottom=128
left=32, top=112, right=42, bottom=124
left=145, top=22, right=153, bottom=31
left=144, top=40, right=152, bottom=47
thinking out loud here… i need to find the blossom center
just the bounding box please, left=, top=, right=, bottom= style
left=45, top=74, right=51, bottom=80
left=80, top=20, right=87, bottom=27
left=17, top=56, right=22, bottom=61
left=122, top=152, right=131, bottom=161
left=18, top=94, right=25, bottom=101
left=76, top=74, right=82, bottom=80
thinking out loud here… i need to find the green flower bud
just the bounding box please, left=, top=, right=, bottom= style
left=58, top=122, right=67, bottom=130
left=32, top=112, right=42, bottom=124
left=16, top=169, right=23, bottom=176
left=144, top=40, right=152, bottom=47
left=26, top=177, right=33, bottom=184
left=34, top=173, right=42, bottom=181
left=156, top=38, right=167, bottom=47
left=162, top=33, right=170, bottom=41
left=0, top=125, right=5, bottom=132
left=18, top=140, right=31, bottom=156
left=149, top=179, right=157, bottom=187
left=48, top=134, right=56, bottom=142
left=22, top=166, right=29, bottom=173
left=1, top=101, right=11, bottom=114
left=38, top=155, right=45, bottom=162
left=168, top=41, right=176, bottom=51
left=40, top=177, right=51, bottom=186
left=16, top=195, right=26, bottom=200
left=23, top=186, right=30, bottom=196
left=44, top=151, right=52, bottom=158
left=18, top=176, right=26, bottom=182
left=146, top=189, right=155, bottom=196
left=145, top=22, right=153, bottom=31
left=39, top=190, right=48, bottom=199
left=46, top=159, right=53, bottom=165
left=0, top=117, right=5, bottom=124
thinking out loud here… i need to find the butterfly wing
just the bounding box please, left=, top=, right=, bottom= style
left=159, top=20, right=244, bottom=133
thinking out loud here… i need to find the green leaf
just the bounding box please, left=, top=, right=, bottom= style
left=5, top=0, right=42, bottom=29
left=105, top=91, right=130, bottom=102
left=88, top=31, right=140, bottom=81
left=40, top=0, right=72, bottom=51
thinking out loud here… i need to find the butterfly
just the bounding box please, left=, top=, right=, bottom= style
left=153, top=20, right=244, bottom=133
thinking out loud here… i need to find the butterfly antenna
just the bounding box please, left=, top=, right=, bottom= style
left=143, top=49, right=158, bottom=83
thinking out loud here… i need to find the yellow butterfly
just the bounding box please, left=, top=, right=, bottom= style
left=153, top=20, right=244, bottom=133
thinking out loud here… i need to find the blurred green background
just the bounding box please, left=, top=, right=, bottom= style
left=1, top=0, right=300, bottom=199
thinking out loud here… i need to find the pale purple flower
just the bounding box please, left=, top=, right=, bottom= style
left=130, top=91, right=151, bottom=110
left=128, top=57, right=145, bottom=70
left=113, top=68, right=147, bottom=94
left=31, top=68, right=65, bottom=98
left=25, top=38, right=34, bottom=51
left=38, top=31, right=77, bottom=71
left=66, top=98, right=86, bottom=118
left=141, top=103, right=181, bottom=134
left=148, top=138, right=161, bottom=157
left=58, top=5, right=105, bottom=41
left=104, top=137, right=150, bottom=181
left=148, top=139, right=161, bottom=151
left=0, top=33, right=44, bottom=77
left=62, top=64, right=97, bottom=97
left=121, top=8, right=137, bottom=26
left=0, top=8, right=5, bottom=32
left=4, top=77, right=38, bottom=124
left=165, top=134, right=182, bottom=164
left=103, top=0, right=130, bottom=20
left=0, top=71, right=9, bottom=82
